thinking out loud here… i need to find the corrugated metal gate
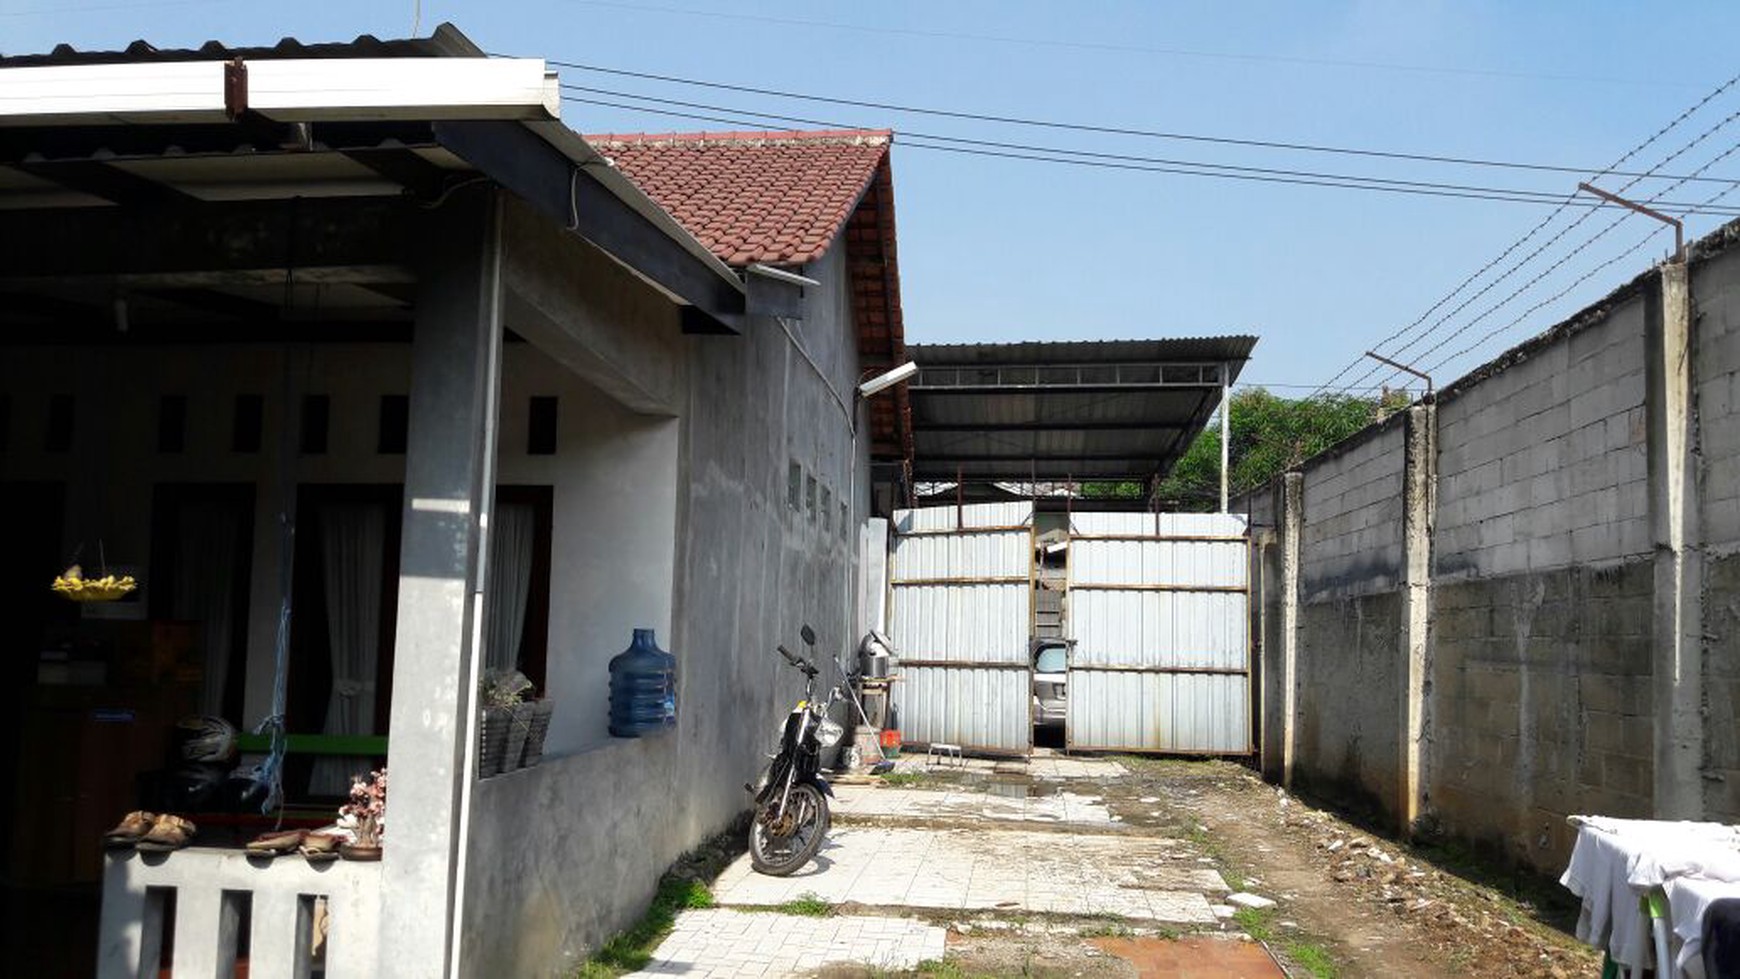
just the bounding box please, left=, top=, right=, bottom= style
left=888, top=502, right=1034, bottom=754
left=1066, top=512, right=1252, bottom=754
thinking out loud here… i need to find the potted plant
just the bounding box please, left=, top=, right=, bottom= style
left=338, top=768, right=386, bottom=861
left=478, top=670, right=532, bottom=778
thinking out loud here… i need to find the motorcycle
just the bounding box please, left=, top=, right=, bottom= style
left=747, top=625, right=846, bottom=876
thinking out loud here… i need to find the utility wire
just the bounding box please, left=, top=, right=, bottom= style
left=565, top=90, right=1740, bottom=215
left=1350, top=121, right=1740, bottom=394
left=548, top=1, right=1687, bottom=89
left=1412, top=165, right=1740, bottom=383
left=551, top=59, right=1732, bottom=184
left=1316, top=72, right=1740, bottom=397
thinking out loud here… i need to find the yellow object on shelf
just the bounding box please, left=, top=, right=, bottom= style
left=51, top=573, right=137, bottom=602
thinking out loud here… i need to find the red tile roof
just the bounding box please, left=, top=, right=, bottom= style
left=587, top=129, right=892, bottom=266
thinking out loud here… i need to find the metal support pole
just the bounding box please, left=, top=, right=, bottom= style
left=1578, top=182, right=1684, bottom=261
left=1219, top=365, right=1231, bottom=513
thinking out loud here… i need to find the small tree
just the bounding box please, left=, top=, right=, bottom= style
left=1153, top=388, right=1407, bottom=511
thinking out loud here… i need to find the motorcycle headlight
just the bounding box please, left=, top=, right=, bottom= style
left=817, top=719, right=845, bottom=747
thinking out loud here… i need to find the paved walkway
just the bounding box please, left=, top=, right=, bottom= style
left=831, top=783, right=1120, bottom=827
left=629, top=757, right=1235, bottom=976
left=623, top=909, right=945, bottom=978
left=712, top=825, right=1222, bottom=922
left=893, top=754, right=1126, bottom=780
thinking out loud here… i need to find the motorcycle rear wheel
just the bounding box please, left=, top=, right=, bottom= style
left=749, top=781, right=828, bottom=876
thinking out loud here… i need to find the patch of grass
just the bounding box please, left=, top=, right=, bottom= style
left=776, top=891, right=835, bottom=917
left=571, top=824, right=744, bottom=978
left=879, top=771, right=929, bottom=787
left=1232, top=906, right=1275, bottom=943
left=1077, top=919, right=1134, bottom=938
left=1284, top=940, right=1338, bottom=979
left=583, top=876, right=714, bottom=973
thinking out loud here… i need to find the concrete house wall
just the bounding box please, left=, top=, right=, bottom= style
left=2, top=210, right=871, bottom=975
left=1242, top=219, right=1740, bottom=873
left=458, top=231, right=869, bottom=974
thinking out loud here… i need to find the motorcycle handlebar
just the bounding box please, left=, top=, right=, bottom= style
left=777, top=644, right=818, bottom=676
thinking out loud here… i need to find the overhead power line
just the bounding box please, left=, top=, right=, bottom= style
left=563, top=89, right=1740, bottom=215
left=551, top=0, right=1689, bottom=89
left=549, top=59, right=1733, bottom=184
left=1312, top=68, right=1740, bottom=397
left=1346, top=115, right=1740, bottom=395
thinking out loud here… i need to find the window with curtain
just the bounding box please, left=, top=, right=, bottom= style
left=309, top=502, right=387, bottom=796
left=149, top=485, right=254, bottom=722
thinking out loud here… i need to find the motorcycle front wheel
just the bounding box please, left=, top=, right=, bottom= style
left=749, top=781, right=828, bottom=876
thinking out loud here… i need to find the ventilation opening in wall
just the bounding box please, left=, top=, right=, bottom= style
left=232, top=394, right=263, bottom=453
left=157, top=394, right=186, bottom=453
left=44, top=393, right=73, bottom=452
left=527, top=396, right=558, bottom=455
left=300, top=395, right=330, bottom=455
left=378, top=394, right=409, bottom=455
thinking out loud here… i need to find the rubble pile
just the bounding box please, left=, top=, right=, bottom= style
left=1311, top=827, right=1588, bottom=979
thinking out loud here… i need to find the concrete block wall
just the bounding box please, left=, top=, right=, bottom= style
left=1434, top=300, right=1650, bottom=580
left=1243, top=218, right=1740, bottom=875
left=1287, top=423, right=1407, bottom=811
left=1696, top=244, right=1740, bottom=819
left=1299, top=422, right=1406, bottom=598
left=1428, top=564, right=1654, bottom=866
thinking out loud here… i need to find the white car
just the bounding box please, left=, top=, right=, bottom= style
left=1032, top=641, right=1069, bottom=729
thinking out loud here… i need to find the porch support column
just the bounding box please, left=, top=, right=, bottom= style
left=1397, top=402, right=1437, bottom=836
left=1648, top=260, right=1705, bottom=819
left=378, top=189, right=505, bottom=977
left=1277, top=470, right=1303, bottom=791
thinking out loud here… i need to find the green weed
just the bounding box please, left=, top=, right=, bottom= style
left=1285, top=940, right=1339, bottom=979
left=776, top=892, right=835, bottom=917
left=573, top=877, right=715, bottom=976
left=1232, top=906, right=1275, bottom=942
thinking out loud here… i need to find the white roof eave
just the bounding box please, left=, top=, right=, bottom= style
left=0, top=53, right=740, bottom=296
left=0, top=56, right=558, bottom=127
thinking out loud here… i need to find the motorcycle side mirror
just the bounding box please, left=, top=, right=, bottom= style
left=800, top=624, right=816, bottom=647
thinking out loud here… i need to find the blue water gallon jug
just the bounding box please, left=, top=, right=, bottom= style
left=608, top=628, right=676, bottom=737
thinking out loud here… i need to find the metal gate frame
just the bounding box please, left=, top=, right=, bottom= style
left=888, top=502, right=1035, bottom=756
left=1063, top=513, right=1254, bottom=755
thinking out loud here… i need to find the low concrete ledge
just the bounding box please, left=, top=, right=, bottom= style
left=98, top=847, right=381, bottom=979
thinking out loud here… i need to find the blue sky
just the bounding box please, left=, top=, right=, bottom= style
left=8, top=1, right=1740, bottom=393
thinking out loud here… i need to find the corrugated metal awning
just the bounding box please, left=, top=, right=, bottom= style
left=908, top=337, right=1257, bottom=482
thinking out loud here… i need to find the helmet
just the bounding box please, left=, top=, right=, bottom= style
left=174, top=715, right=238, bottom=765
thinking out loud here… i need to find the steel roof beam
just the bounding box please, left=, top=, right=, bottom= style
left=913, top=420, right=1189, bottom=433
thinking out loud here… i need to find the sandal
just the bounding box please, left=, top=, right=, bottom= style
left=245, top=829, right=305, bottom=856
left=300, top=832, right=343, bottom=864
left=103, top=810, right=157, bottom=849
left=135, top=814, right=197, bottom=852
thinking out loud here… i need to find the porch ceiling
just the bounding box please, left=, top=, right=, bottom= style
left=0, top=23, right=749, bottom=335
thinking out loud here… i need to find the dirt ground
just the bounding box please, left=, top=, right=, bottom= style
left=1102, top=758, right=1601, bottom=979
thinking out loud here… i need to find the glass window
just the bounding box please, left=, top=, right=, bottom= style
left=1035, top=647, right=1068, bottom=673
left=788, top=461, right=802, bottom=510
left=821, top=486, right=832, bottom=531
left=806, top=474, right=817, bottom=521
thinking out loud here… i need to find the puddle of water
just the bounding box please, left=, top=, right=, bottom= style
left=975, top=775, right=1063, bottom=798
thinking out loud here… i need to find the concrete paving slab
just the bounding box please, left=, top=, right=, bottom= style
left=623, top=909, right=945, bottom=979
left=891, top=754, right=1127, bottom=780
left=712, top=826, right=1223, bottom=924
left=830, top=784, right=1121, bottom=827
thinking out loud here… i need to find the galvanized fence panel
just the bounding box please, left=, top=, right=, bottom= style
left=890, top=502, right=1034, bottom=754
left=1066, top=512, right=1251, bottom=754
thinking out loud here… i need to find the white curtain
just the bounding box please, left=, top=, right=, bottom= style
left=311, top=503, right=386, bottom=796
left=172, top=500, right=244, bottom=718
left=484, top=502, right=536, bottom=674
